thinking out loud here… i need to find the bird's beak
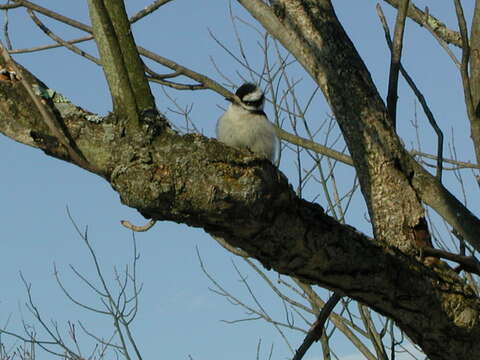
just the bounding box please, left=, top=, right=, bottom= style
left=225, top=97, right=233, bottom=102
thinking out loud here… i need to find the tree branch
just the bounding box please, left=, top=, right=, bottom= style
left=128, top=0, right=174, bottom=23
left=28, top=10, right=100, bottom=65
left=292, top=293, right=341, bottom=360
left=377, top=4, right=444, bottom=181
left=1, top=57, right=479, bottom=360
left=383, top=0, right=462, bottom=47
left=0, top=40, right=99, bottom=174
left=386, top=0, right=409, bottom=128
left=238, top=0, right=480, bottom=259
left=453, top=0, right=480, bottom=164
left=86, top=0, right=156, bottom=134
left=469, top=1, right=480, bottom=152
left=87, top=0, right=141, bottom=130
left=100, top=0, right=155, bottom=113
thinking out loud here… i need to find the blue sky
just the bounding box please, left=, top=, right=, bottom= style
left=1, top=1, right=478, bottom=360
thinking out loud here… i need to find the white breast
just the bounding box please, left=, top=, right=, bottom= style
left=217, top=104, right=278, bottom=162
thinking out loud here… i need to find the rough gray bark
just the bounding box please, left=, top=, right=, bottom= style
left=469, top=0, right=480, bottom=163
left=1, top=1, right=480, bottom=359
left=234, top=1, right=480, bottom=358
left=238, top=0, right=480, bottom=259
left=0, top=53, right=479, bottom=360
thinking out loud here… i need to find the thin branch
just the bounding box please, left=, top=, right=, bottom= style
left=28, top=10, right=100, bottom=64
left=382, top=0, right=462, bottom=47
left=129, top=0, right=174, bottom=23
left=138, top=46, right=239, bottom=101
left=9, top=35, right=93, bottom=54
left=8, top=0, right=173, bottom=55
left=3, top=0, right=13, bottom=49
left=292, top=293, right=341, bottom=360
left=54, top=264, right=111, bottom=315
left=386, top=0, right=410, bottom=128
left=453, top=0, right=477, bottom=136
left=293, top=280, right=376, bottom=360
left=120, top=219, right=157, bottom=232
left=9, top=0, right=92, bottom=32
left=243, top=259, right=313, bottom=315
left=421, top=247, right=480, bottom=275
left=20, top=273, right=82, bottom=359
left=411, top=150, right=480, bottom=169
left=421, top=7, right=461, bottom=68
left=359, top=305, right=388, bottom=360
left=212, top=236, right=249, bottom=257
left=276, top=126, right=353, bottom=166
left=145, top=65, right=206, bottom=90
left=377, top=4, right=444, bottom=180
left=0, top=2, right=21, bottom=9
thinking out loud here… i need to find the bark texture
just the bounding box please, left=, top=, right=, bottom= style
left=1, top=55, right=480, bottom=360
left=234, top=1, right=480, bottom=358
left=470, top=0, right=480, bottom=163
left=1, top=1, right=480, bottom=359
left=238, top=0, right=480, bottom=260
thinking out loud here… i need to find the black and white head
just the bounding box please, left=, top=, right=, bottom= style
left=235, top=82, right=265, bottom=112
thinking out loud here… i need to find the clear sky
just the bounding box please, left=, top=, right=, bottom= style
left=0, top=1, right=477, bottom=360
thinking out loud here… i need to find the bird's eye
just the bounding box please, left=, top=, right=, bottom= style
left=242, top=97, right=263, bottom=107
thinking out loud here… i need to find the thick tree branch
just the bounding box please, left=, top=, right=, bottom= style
left=2, top=2, right=480, bottom=358
left=87, top=0, right=142, bottom=131
left=237, top=0, right=429, bottom=253
left=453, top=0, right=479, bottom=165
left=0, top=41, right=99, bottom=174
left=465, top=0, right=480, bottom=165
left=87, top=0, right=157, bottom=136
left=1, top=57, right=480, bottom=360
left=237, top=0, right=480, bottom=258
left=99, top=0, right=155, bottom=113
left=3, top=1, right=358, bottom=167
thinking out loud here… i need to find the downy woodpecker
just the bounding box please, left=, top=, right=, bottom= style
left=216, top=82, right=278, bottom=162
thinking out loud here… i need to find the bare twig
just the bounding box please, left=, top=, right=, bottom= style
left=0, top=2, right=21, bottom=9
left=9, top=35, right=93, bottom=54
left=120, top=219, right=157, bottom=232
left=453, top=0, right=477, bottom=146
left=9, top=0, right=92, bottom=32
left=421, top=247, right=480, bottom=275
left=28, top=10, right=100, bottom=64
left=359, top=305, right=388, bottom=360
left=422, top=8, right=461, bottom=68
left=2, top=0, right=13, bottom=49
left=8, top=0, right=173, bottom=55
left=276, top=126, right=353, bottom=166
left=145, top=65, right=206, bottom=90
left=386, top=0, right=410, bottom=128
left=382, top=0, right=462, bottom=47
left=412, top=150, right=480, bottom=170
left=377, top=4, right=444, bottom=180
left=212, top=236, right=249, bottom=257
left=292, top=293, right=341, bottom=360
left=129, top=0, right=174, bottom=23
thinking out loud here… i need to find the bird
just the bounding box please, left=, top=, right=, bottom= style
left=216, top=82, right=278, bottom=162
